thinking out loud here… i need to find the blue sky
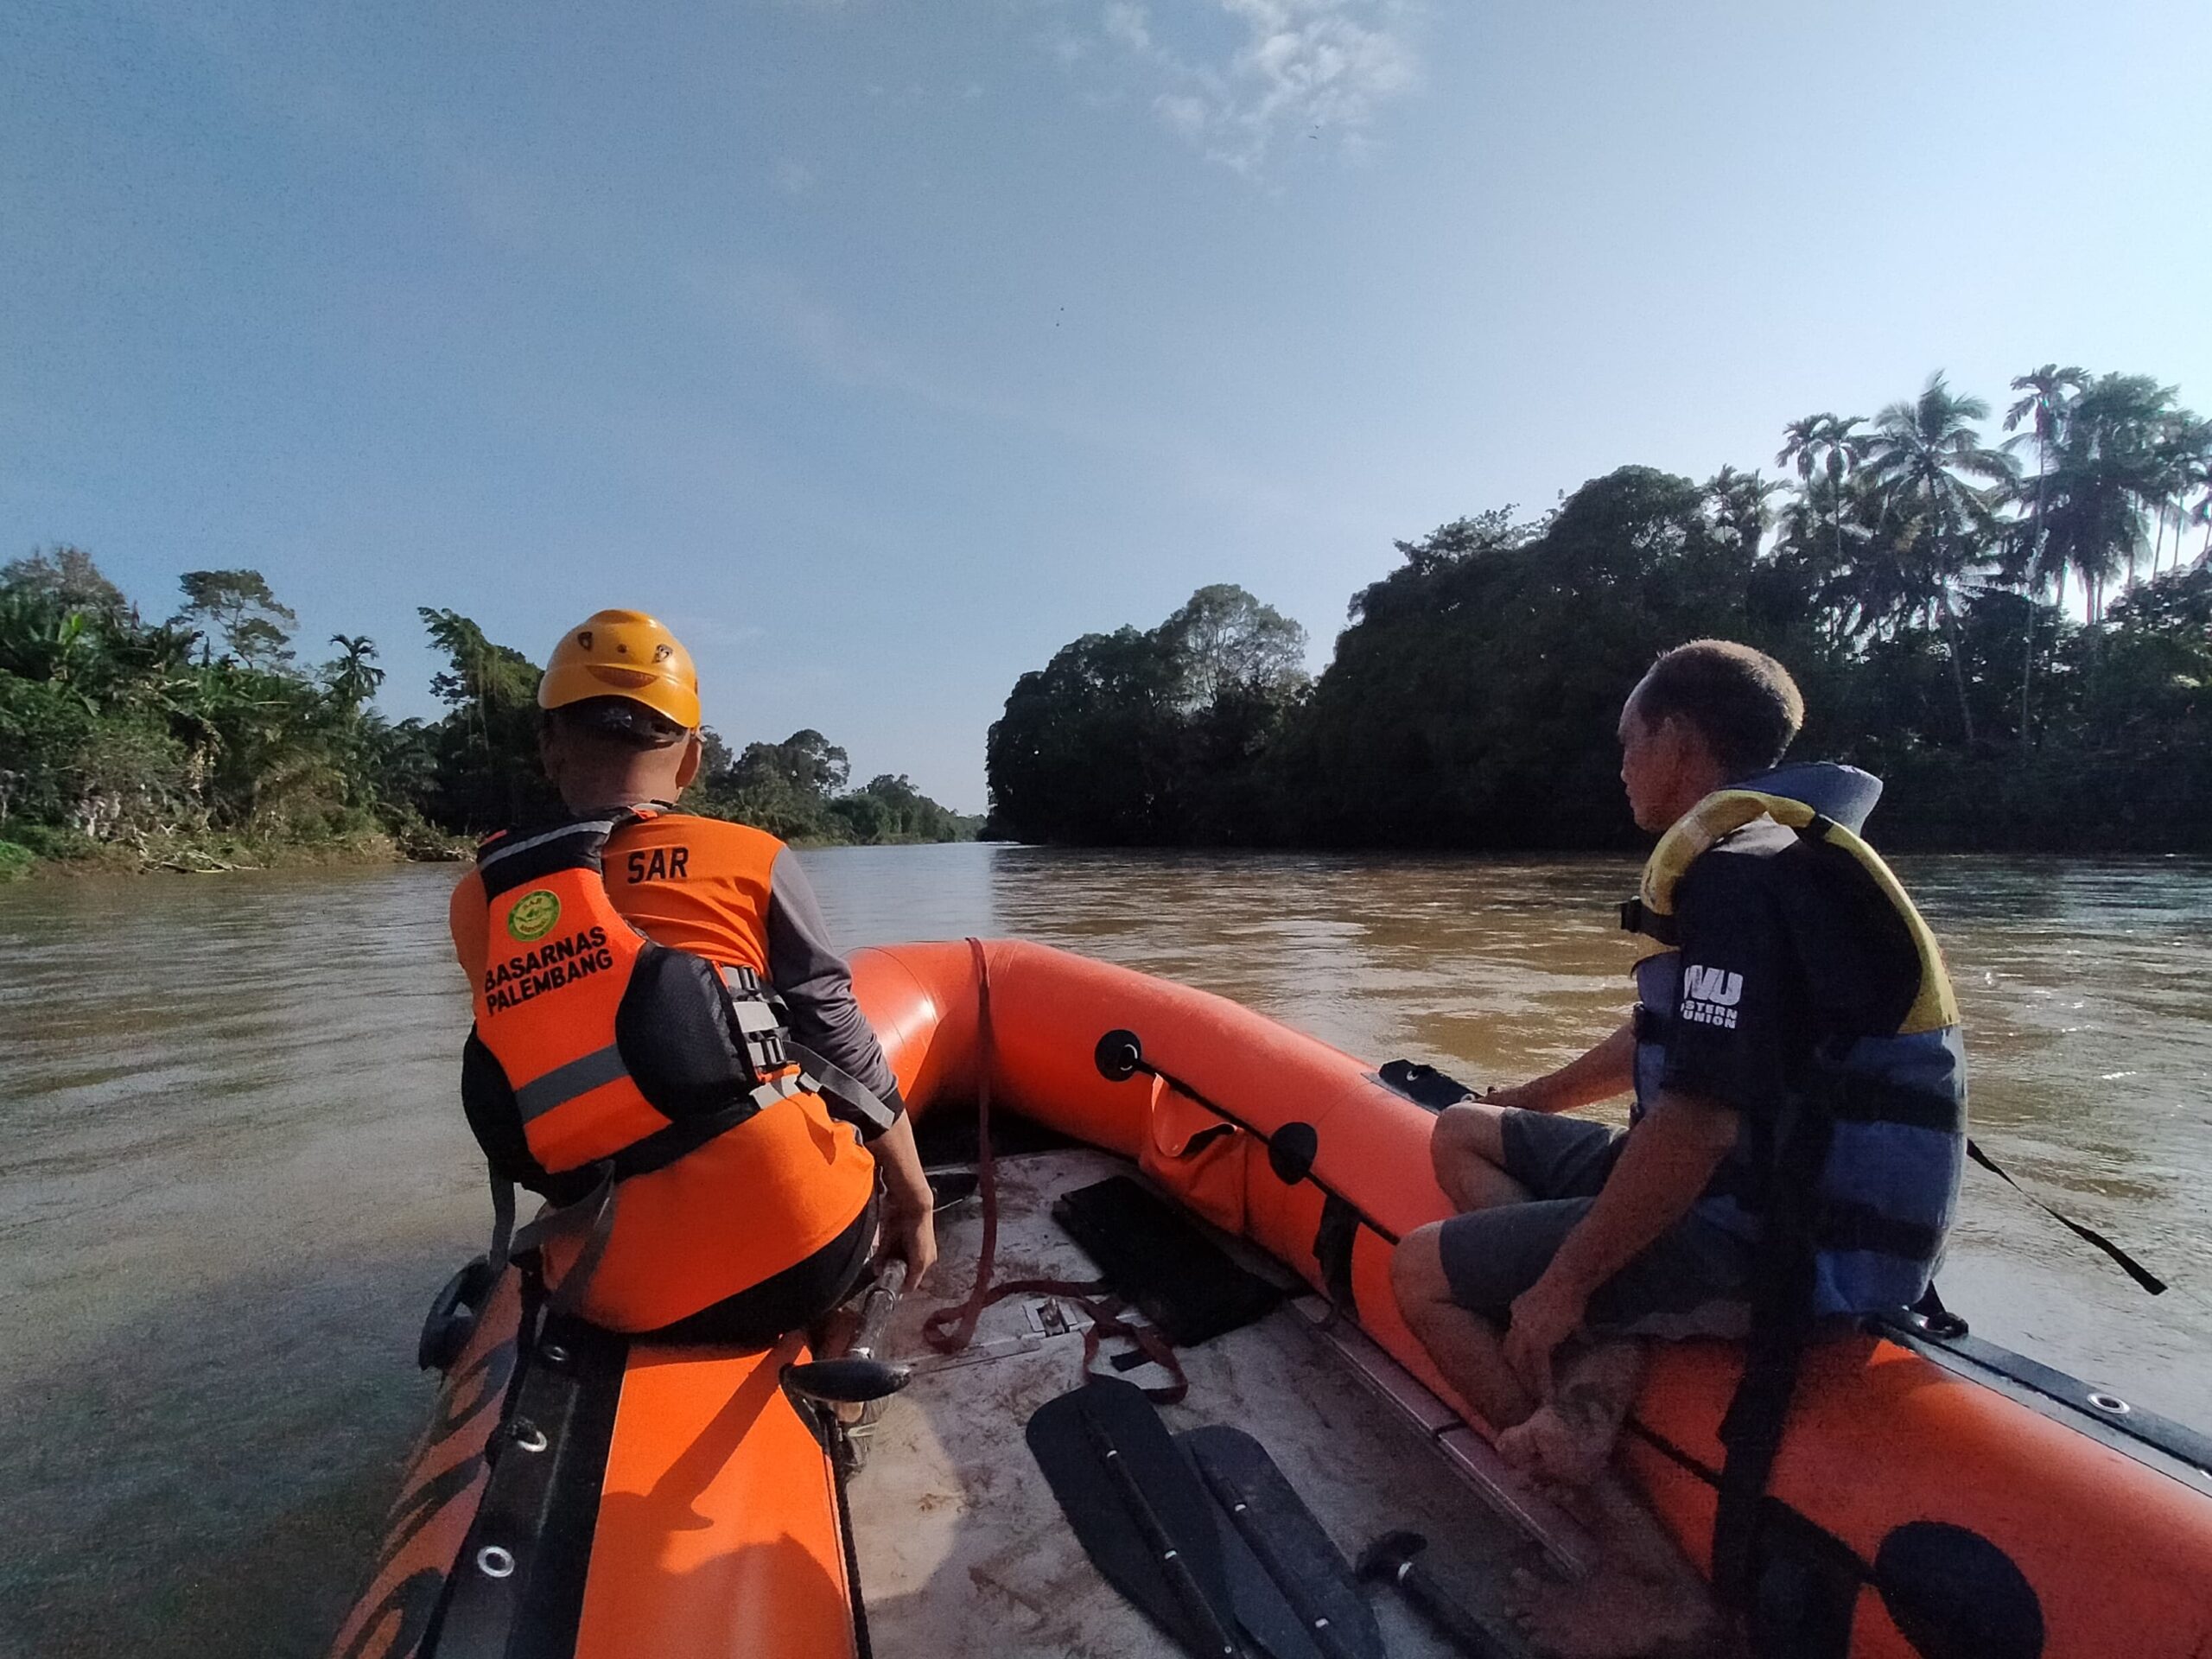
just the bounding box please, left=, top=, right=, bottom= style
left=5, top=1, right=2207, bottom=811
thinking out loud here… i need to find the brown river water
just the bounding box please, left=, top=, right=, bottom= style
left=3, top=845, right=2209, bottom=1656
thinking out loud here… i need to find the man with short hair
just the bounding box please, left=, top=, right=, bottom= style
left=1392, top=639, right=1964, bottom=1651
left=449, top=609, right=937, bottom=1344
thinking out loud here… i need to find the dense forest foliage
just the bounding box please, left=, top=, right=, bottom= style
left=988, top=367, right=2212, bottom=852
left=0, top=550, right=976, bottom=875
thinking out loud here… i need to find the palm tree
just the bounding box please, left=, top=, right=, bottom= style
left=2002, top=365, right=2085, bottom=743
left=2149, top=416, right=2212, bottom=576
left=1862, top=373, right=2016, bottom=746
left=1704, top=465, right=1788, bottom=559
left=2004, top=365, right=2086, bottom=592
left=1777, top=413, right=1869, bottom=572
left=2018, top=374, right=2177, bottom=626
left=2184, top=444, right=2212, bottom=566
left=325, top=634, right=385, bottom=714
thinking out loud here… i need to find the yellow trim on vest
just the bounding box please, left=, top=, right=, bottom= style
left=1638, top=790, right=1958, bottom=1035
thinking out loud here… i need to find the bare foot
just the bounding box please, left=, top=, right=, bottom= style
left=1496, top=1378, right=1628, bottom=1490
left=1505, top=1477, right=1735, bottom=1659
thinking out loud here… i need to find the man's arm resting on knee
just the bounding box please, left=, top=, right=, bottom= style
left=1489, top=1019, right=1637, bottom=1114
left=1501, top=1089, right=1739, bottom=1393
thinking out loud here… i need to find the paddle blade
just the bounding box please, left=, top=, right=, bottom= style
left=1027, top=1378, right=1240, bottom=1659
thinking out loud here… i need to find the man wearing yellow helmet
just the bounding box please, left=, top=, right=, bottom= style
left=446, top=609, right=937, bottom=1344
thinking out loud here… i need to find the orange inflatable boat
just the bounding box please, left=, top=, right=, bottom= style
left=333, top=938, right=2212, bottom=1659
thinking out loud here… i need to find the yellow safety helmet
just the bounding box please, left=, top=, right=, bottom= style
left=537, top=609, right=701, bottom=730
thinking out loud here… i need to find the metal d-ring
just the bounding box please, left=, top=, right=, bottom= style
left=475, top=1545, right=517, bottom=1579
left=510, top=1421, right=549, bottom=1453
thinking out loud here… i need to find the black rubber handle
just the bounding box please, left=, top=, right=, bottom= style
left=1395, top=1559, right=1514, bottom=1658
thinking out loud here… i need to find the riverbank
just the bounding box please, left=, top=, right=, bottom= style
left=0, top=818, right=979, bottom=880
left=0, top=822, right=472, bottom=881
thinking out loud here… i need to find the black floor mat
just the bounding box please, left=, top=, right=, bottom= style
left=1052, top=1175, right=1283, bottom=1348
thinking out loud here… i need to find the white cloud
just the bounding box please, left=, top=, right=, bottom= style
left=696, top=264, right=1309, bottom=521
left=1153, top=92, right=1209, bottom=137
left=1085, top=0, right=1422, bottom=174
left=1103, top=2, right=1153, bottom=51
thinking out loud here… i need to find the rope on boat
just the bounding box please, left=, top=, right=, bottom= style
left=921, top=938, right=1189, bottom=1402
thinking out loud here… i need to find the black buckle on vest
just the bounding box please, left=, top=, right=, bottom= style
left=1620, top=897, right=1677, bottom=944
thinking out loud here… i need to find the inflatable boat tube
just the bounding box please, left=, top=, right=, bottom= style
left=333, top=938, right=2212, bottom=1659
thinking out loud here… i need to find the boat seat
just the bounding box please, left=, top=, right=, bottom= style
left=573, top=1335, right=855, bottom=1659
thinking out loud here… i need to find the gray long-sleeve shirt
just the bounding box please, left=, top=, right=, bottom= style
left=766, top=849, right=904, bottom=1119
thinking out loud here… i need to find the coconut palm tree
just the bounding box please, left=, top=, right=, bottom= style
left=2001, top=365, right=2086, bottom=743
left=2149, top=416, right=2212, bottom=575
left=1862, top=374, right=2016, bottom=745
left=2017, top=375, right=2177, bottom=626
left=2004, top=365, right=2085, bottom=592
left=1777, top=413, right=1869, bottom=571
left=1704, top=465, right=1787, bottom=559
left=2184, top=444, right=2212, bottom=566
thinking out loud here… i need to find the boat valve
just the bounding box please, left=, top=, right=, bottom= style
left=1096, top=1028, right=1144, bottom=1082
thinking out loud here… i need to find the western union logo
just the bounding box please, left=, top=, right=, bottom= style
left=1681, top=963, right=1743, bottom=1029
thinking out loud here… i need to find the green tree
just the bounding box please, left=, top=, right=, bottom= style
left=3, top=547, right=129, bottom=617
left=322, top=634, right=385, bottom=713
left=1862, top=373, right=2016, bottom=744
left=1154, top=583, right=1309, bottom=709
left=2148, top=416, right=2212, bottom=576
left=1776, top=413, right=1869, bottom=572
left=986, top=626, right=1183, bottom=843
left=176, top=569, right=298, bottom=669
left=1704, top=466, right=1786, bottom=559
left=2002, top=365, right=2088, bottom=741
left=2015, top=374, right=2181, bottom=626
left=416, top=608, right=552, bottom=830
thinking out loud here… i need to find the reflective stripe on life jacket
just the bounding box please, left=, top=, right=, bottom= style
left=463, top=807, right=883, bottom=1333
left=1624, top=788, right=1967, bottom=1319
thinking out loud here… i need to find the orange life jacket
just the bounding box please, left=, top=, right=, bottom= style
left=461, top=806, right=884, bottom=1333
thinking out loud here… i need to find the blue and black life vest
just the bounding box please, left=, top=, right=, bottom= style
left=1621, top=772, right=1967, bottom=1320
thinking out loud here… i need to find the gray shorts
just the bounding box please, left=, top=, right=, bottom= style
left=1435, top=1109, right=1754, bottom=1339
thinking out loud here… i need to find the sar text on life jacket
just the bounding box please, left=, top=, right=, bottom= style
left=624, top=846, right=690, bottom=882
left=482, top=925, right=615, bottom=1012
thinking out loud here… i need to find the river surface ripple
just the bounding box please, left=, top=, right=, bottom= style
left=2, top=845, right=2208, bottom=1656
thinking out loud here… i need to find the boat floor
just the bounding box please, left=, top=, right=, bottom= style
left=852, top=1148, right=1539, bottom=1657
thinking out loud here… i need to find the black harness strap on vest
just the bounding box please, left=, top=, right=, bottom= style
left=545, top=1169, right=620, bottom=1321
left=1963, top=1139, right=2167, bottom=1295
left=1712, top=1100, right=1835, bottom=1618
left=488, top=1168, right=518, bottom=1277
left=498, top=1161, right=624, bottom=1321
